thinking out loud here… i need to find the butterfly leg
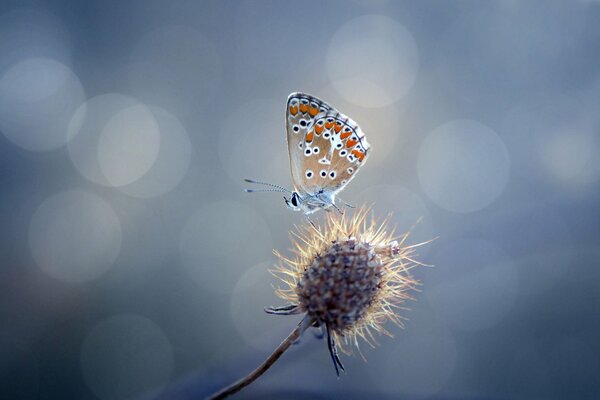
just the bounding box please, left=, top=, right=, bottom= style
left=336, top=196, right=356, bottom=209
left=331, top=202, right=344, bottom=215
left=326, top=324, right=345, bottom=377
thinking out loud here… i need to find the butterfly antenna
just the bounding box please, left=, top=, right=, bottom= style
left=245, top=188, right=288, bottom=194
left=244, top=178, right=293, bottom=194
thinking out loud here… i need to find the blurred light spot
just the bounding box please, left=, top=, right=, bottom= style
left=218, top=98, right=289, bottom=187
left=67, top=93, right=157, bottom=186
left=426, top=238, right=518, bottom=331
left=128, top=25, right=222, bottom=117
left=327, top=15, right=418, bottom=108
left=418, top=119, right=510, bottom=213
left=29, top=190, right=121, bottom=283
left=0, top=8, right=71, bottom=71
left=230, top=262, right=297, bottom=352
left=180, top=200, right=273, bottom=293
left=501, top=93, right=599, bottom=191
left=81, top=315, right=173, bottom=400
left=541, top=130, right=599, bottom=185
left=0, top=58, right=85, bottom=151
left=368, top=332, right=457, bottom=396
left=118, top=107, right=191, bottom=197
left=353, top=184, right=434, bottom=254
left=97, top=104, right=160, bottom=187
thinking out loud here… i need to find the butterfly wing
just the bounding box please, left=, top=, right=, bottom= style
left=301, top=111, right=370, bottom=196
left=286, top=92, right=335, bottom=194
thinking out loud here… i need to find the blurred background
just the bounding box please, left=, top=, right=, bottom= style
left=1, top=0, right=599, bottom=399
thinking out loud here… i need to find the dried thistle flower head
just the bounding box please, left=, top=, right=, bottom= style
left=266, top=207, right=425, bottom=375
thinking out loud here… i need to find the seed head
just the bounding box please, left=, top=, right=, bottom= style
left=267, top=207, right=426, bottom=371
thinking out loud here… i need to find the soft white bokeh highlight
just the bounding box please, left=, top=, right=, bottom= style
left=426, top=238, right=518, bottom=331
left=67, top=94, right=160, bottom=187
left=327, top=15, right=419, bottom=108
left=540, top=130, right=600, bottom=186
left=80, top=315, right=173, bottom=400
left=418, top=119, right=510, bottom=213
left=128, top=25, right=222, bottom=116
left=97, top=104, right=160, bottom=187
left=29, top=190, right=122, bottom=283
left=0, top=58, right=85, bottom=151
left=118, top=107, right=192, bottom=198
left=180, top=200, right=273, bottom=293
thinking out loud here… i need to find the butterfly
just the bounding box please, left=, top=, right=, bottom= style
left=245, top=92, right=370, bottom=215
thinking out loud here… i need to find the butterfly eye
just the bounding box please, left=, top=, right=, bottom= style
left=305, top=148, right=312, bottom=156
left=339, top=149, right=347, bottom=157
left=347, top=167, right=354, bottom=174
left=298, top=142, right=303, bottom=148
left=317, top=120, right=324, bottom=126
left=329, top=171, right=336, bottom=179
left=305, top=170, right=314, bottom=179
left=299, top=119, right=307, bottom=127
left=348, top=154, right=355, bottom=162
left=293, top=125, right=300, bottom=133
left=336, top=143, right=343, bottom=149
left=301, top=99, right=308, bottom=105
left=326, top=118, right=333, bottom=123
left=323, top=132, right=330, bottom=139
left=344, top=127, right=351, bottom=132
left=313, top=147, right=320, bottom=154
left=320, top=170, right=327, bottom=177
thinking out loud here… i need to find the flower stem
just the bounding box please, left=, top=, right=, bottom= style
left=206, top=320, right=304, bottom=399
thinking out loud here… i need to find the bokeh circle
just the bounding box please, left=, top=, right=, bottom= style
left=29, top=190, right=122, bottom=283
left=327, top=15, right=419, bottom=108
left=418, top=119, right=510, bottom=213
left=0, top=58, right=85, bottom=151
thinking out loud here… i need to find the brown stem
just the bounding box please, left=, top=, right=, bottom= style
left=206, top=320, right=304, bottom=399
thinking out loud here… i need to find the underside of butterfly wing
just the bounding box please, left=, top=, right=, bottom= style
left=297, top=110, right=370, bottom=198
left=286, top=92, right=334, bottom=195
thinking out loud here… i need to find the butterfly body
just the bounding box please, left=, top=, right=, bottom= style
left=246, top=92, right=370, bottom=215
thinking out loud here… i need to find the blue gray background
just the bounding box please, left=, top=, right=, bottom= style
left=1, top=1, right=599, bottom=399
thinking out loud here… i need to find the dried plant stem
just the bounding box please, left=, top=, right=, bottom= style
left=207, top=320, right=304, bottom=399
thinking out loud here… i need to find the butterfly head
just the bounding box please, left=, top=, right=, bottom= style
left=284, top=192, right=303, bottom=211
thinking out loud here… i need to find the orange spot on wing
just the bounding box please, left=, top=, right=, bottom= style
left=340, top=131, right=352, bottom=140
left=346, top=139, right=358, bottom=148
left=352, top=149, right=365, bottom=161
left=309, top=107, right=318, bottom=116
left=289, top=105, right=298, bottom=115
left=334, top=122, right=342, bottom=133
left=325, top=121, right=334, bottom=129
left=315, top=124, right=324, bottom=135
left=306, top=130, right=314, bottom=143
left=299, top=104, right=309, bottom=113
